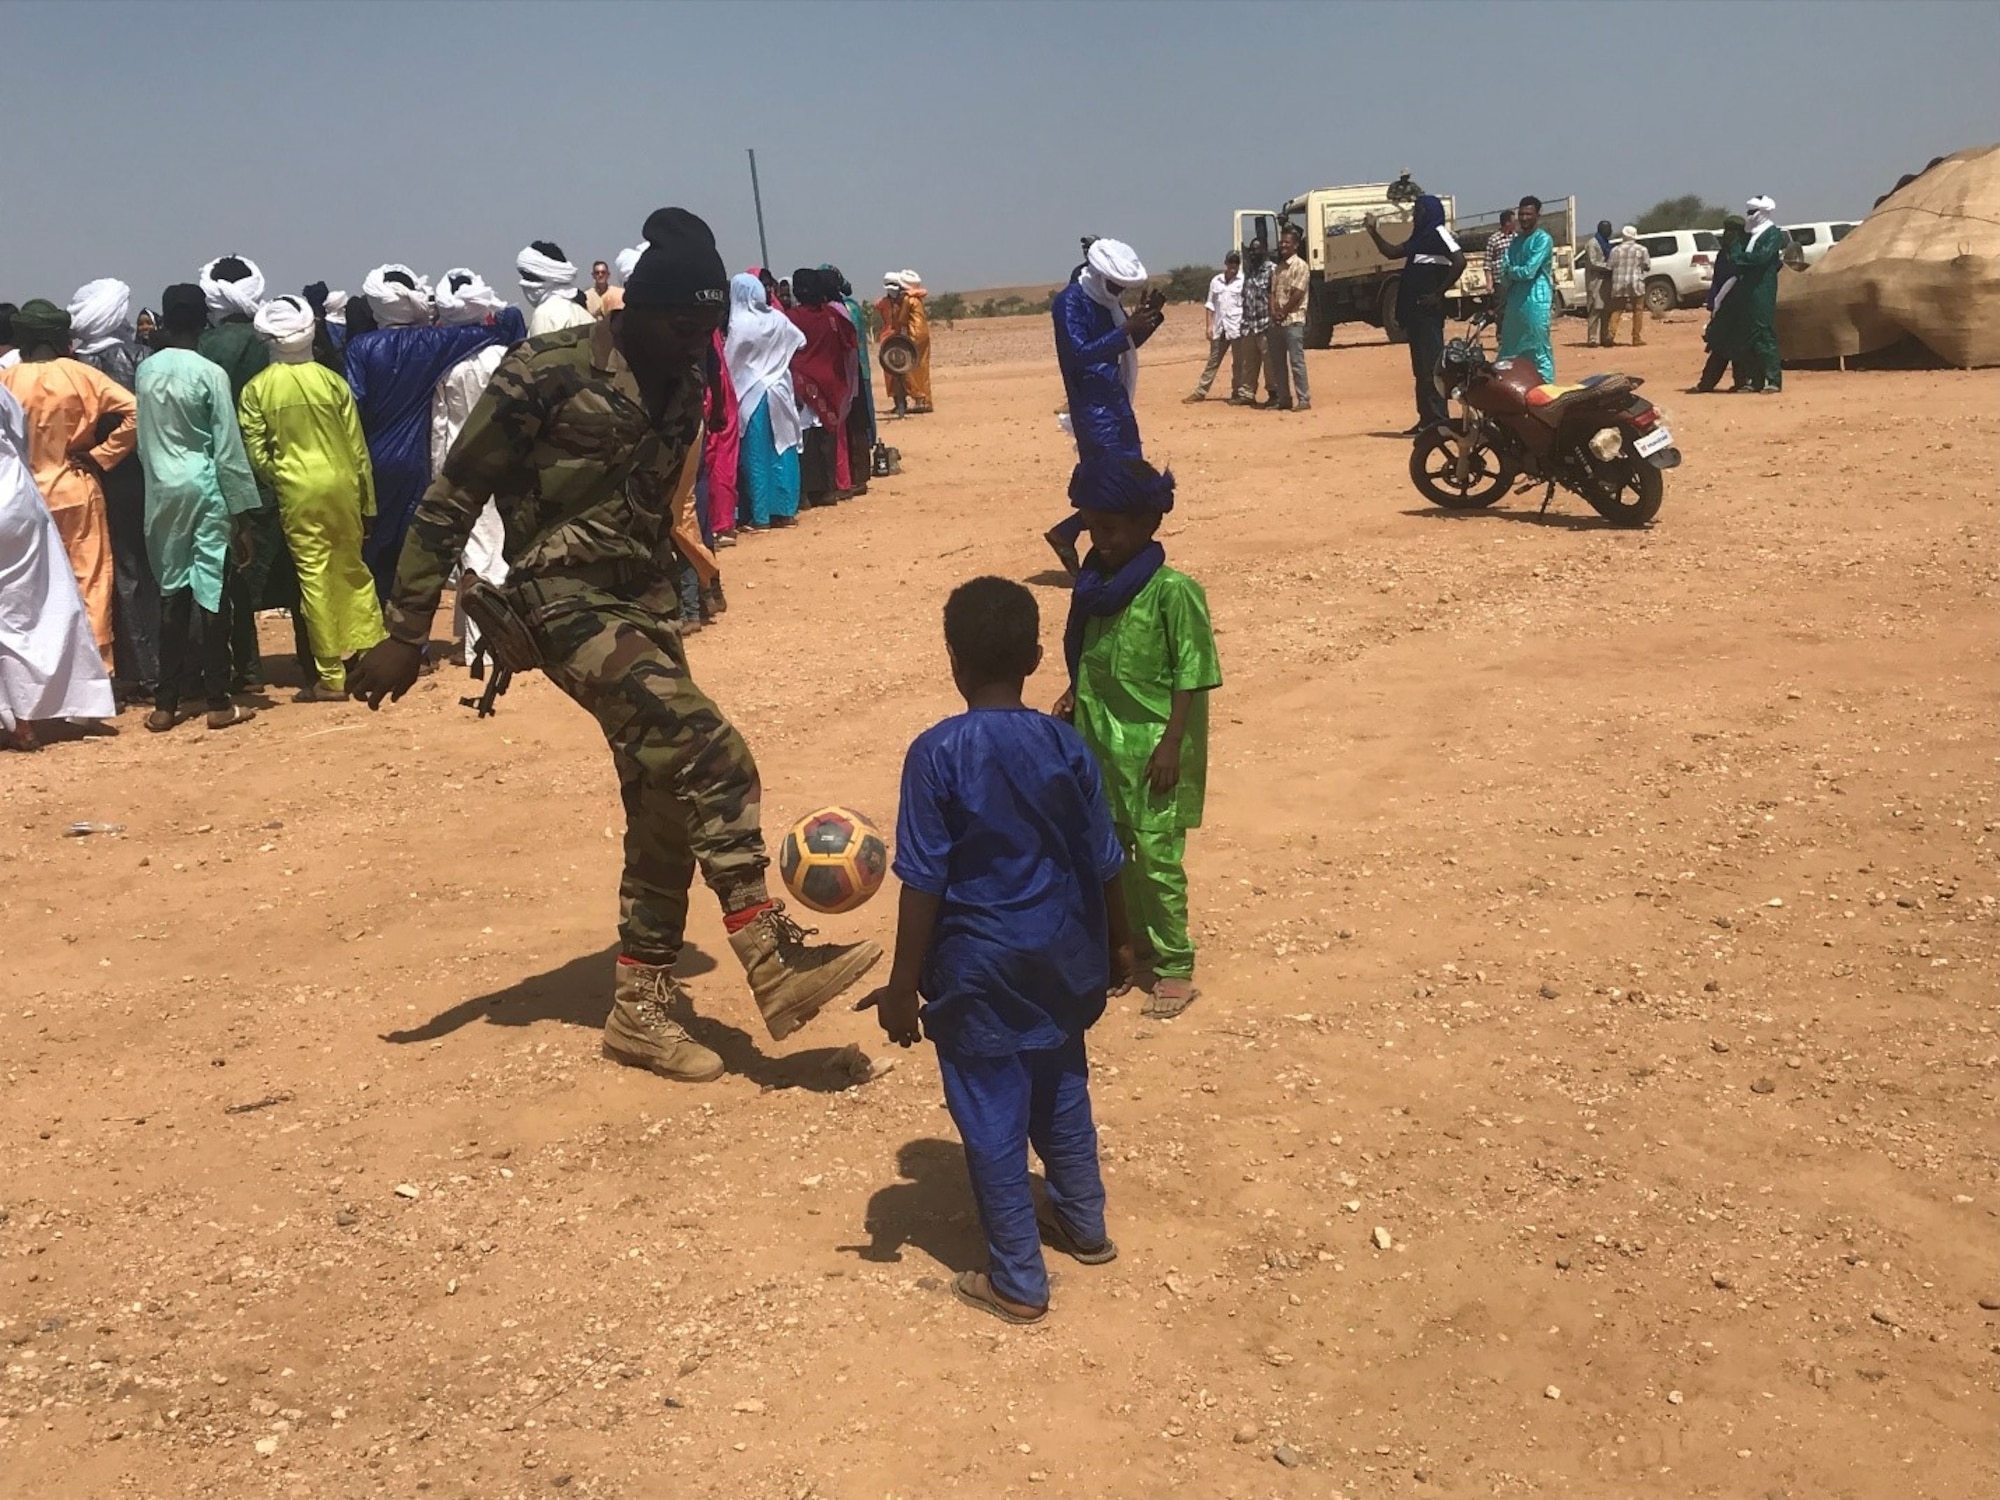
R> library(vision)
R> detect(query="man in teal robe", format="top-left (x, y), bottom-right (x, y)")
top-left (1498, 196), bottom-right (1556, 382)
top-left (134, 285), bottom-right (263, 730)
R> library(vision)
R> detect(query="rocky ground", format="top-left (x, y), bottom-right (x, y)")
top-left (3, 310), bottom-right (1995, 1500)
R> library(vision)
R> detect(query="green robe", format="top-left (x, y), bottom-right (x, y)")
top-left (1074, 567), bottom-right (1223, 832)
top-left (133, 349), bottom-right (262, 612)
top-left (1730, 225), bottom-right (1786, 390)
top-left (237, 361), bottom-right (385, 687)
top-left (196, 318), bottom-right (294, 619)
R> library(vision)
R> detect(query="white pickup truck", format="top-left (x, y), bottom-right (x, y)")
top-left (1233, 180), bottom-right (1583, 346)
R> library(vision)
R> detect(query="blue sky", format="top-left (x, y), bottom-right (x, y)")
top-left (2, 0), bottom-right (1991, 310)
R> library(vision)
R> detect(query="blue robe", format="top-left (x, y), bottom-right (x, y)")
top-left (346, 311), bottom-right (525, 595)
top-left (1052, 282), bottom-right (1140, 462)
top-left (1498, 228), bottom-right (1555, 381)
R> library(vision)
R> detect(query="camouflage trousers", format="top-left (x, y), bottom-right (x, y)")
top-left (523, 570), bottom-right (770, 964)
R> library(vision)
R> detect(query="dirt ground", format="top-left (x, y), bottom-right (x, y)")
top-left (4, 308), bottom-right (1996, 1500)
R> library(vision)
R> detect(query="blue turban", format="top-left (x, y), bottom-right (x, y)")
top-left (1068, 455), bottom-right (1176, 514)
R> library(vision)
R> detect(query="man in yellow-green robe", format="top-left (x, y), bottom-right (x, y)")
top-left (237, 295), bottom-right (383, 699)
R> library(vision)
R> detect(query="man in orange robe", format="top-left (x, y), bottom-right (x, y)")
top-left (0, 300), bottom-right (138, 676)
top-left (874, 270), bottom-right (933, 416)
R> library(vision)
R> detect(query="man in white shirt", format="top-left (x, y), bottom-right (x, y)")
top-left (1185, 251), bottom-right (1243, 403)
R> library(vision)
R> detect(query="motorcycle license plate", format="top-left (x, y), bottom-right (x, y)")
top-left (1633, 426), bottom-right (1675, 458)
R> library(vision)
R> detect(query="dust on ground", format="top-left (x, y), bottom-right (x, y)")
top-left (4, 309), bottom-right (1996, 1500)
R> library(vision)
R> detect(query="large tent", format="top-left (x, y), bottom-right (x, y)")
top-left (1777, 143), bottom-right (2000, 368)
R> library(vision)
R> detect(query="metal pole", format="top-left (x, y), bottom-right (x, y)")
top-left (748, 148), bottom-right (771, 270)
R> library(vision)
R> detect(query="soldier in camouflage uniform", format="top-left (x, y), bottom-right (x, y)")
top-left (349, 208), bottom-right (880, 1083)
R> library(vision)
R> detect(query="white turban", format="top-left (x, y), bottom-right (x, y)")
top-left (1084, 239), bottom-right (1146, 288)
top-left (615, 243), bottom-right (647, 282)
top-left (1745, 195), bottom-right (1777, 244)
top-left (253, 294), bottom-right (317, 362)
top-left (434, 268), bottom-right (507, 326)
top-left (517, 245), bottom-right (577, 306)
top-left (895, 269), bottom-right (923, 290)
top-left (323, 291), bottom-right (350, 325)
top-left (1621, 225), bottom-right (1639, 241)
top-left (67, 278), bottom-right (133, 356)
top-left (362, 264), bottom-right (434, 327)
top-left (199, 256), bottom-right (266, 323)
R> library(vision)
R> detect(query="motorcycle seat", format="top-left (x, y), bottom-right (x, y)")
top-left (1524, 373), bottom-right (1635, 423)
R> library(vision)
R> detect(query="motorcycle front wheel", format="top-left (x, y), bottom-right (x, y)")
top-left (1410, 427), bottom-right (1513, 509)
top-left (1577, 434), bottom-right (1664, 526)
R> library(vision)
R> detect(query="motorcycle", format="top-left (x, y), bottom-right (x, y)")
top-left (1409, 312), bottom-right (1679, 526)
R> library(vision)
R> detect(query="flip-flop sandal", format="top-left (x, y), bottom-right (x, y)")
top-left (1142, 981), bottom-right (1200, 1020)
top-left (950, 1270), bottom-right (1046, 1326)
top-left (205, 705), bottom-right (258, 731)
top-left (1038, 1213), bottom-right (1119, 1266)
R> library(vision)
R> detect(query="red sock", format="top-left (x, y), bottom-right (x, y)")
top-left (723, 900), bottom-right (777, 934)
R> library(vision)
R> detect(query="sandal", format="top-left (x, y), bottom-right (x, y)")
top-left (950, 1270), bottom-right (1046, 1325)
top-left (294, 682), bottom-right (347, 703)
top-left (205, 705), bottom-right (258, 731)
top-left (144, 708), bottom-right (178, 734)
top-left (1038, 1213), bottom-right (1118, 1265)
top-left (1143, 978), bottom-right (1200, 1020)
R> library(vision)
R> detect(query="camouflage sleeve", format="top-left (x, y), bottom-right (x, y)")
top-left (383, 347), bottom-right (547, 645)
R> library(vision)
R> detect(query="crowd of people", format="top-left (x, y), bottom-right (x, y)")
top-left (0, 240), bottom-right (938, 749)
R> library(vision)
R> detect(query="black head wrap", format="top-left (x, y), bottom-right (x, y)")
top-left (161, 284), bottom-right (208, 334)
top-left (625, 208), bottom-right (729, 310)
top-left (302, 282), bottom-right (330, 317)
top-left (0, 302), bottom-right (15, 345)
top-left (793, 268), bottom-right (833, 307)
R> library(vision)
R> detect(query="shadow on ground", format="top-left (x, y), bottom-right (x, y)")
top-left (381, 941), bottom-right (864, 1092)
top-left (1400, 505), bottom-right (1640, 532)
top-left (839, 1137), bottom-right (986, 1274)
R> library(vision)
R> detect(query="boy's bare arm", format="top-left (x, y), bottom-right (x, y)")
top-left (1104, 874), bottom-right (1137, 994)
top-left (1145, 689), bottom-right (1198, 794)
top-left (855, 886), bottom-right (943, 1047)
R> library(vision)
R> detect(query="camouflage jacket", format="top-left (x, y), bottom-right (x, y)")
top-left (383, 320), bottom-right (704, 646)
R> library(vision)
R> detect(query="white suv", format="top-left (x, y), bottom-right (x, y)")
top-left (1633, 229), bottom-right (1723, 315)
top-left (1783, 221), bottom-right (1859, 269)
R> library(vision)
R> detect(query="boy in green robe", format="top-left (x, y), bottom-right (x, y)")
top-left (1057, 456), bottom-right (1221, 1018)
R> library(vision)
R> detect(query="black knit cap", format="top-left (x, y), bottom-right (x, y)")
top-left (161, 283), bottom-right (207, 333)
top-left (625, 208), bottom-right (728, 310)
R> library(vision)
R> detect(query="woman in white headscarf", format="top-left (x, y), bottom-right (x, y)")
top-left (518, 241), bottom-right (594, 337)
top-left (724, 273), bottom-right (806, 530)
top-left (67, 277), bottom-right (162, 697)
top-left (236, 296), bottom-right (383, 699)
top-left (1733, 195), bottom-right (1787, 394)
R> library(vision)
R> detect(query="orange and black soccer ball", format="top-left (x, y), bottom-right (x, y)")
top-left (778, 806), bottom-right (889, 914)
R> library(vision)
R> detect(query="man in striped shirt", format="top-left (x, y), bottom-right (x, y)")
top-left (1484, 209), bottom-right (1516, 332)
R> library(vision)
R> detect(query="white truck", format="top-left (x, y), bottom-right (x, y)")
top-left (1233, 179), bottom-right (1581, 346)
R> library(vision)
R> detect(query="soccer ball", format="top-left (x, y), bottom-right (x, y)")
top-left (779, 806), bottom-right (889, 915)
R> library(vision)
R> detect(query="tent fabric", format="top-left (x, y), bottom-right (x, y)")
top-left (1777, 142), bottom-right (2000, 368)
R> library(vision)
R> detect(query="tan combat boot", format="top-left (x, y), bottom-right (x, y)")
top-left (730, 905), bottom-right (883, 1040)
top-left (603, 962), bottom-right (725, 1082)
